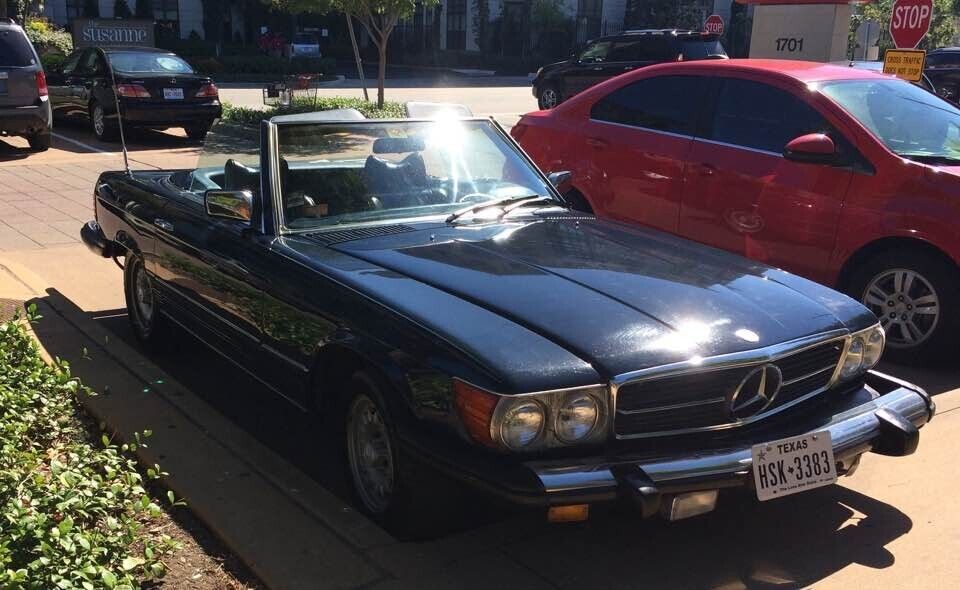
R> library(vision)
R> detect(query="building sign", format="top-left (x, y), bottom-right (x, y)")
top-left (72, 19), bottom-right (155, 48)
top-left (883, 48), bottom-right (926, 81)
top-left (748, 4), bottom-right (852, 62)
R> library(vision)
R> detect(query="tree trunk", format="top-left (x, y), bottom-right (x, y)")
top-left (377, 43), bottom-right (387, 109)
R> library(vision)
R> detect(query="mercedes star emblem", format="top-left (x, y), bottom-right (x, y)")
top-left (728, 364), bottom-right (783, 420)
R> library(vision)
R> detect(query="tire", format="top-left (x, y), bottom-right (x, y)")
top-left (27, 132), bottom-right (51, 152)
top-left (846, 248), bottom-right (960, 364)
top-left (90, 101), bottom-right (119, 142)
top-left (538, 84), bottom-right (562, 110)
top-left (185, 122), bottom-right (212, 141)
top-left (343, 371), bottom-right (461, 539)
top-left (123, 253), bottom-right (174, 350)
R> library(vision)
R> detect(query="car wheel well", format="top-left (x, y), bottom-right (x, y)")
top-left (837, 237), bottom-right (957, 292)
top-left (310, 345), bottom-right (374, 415)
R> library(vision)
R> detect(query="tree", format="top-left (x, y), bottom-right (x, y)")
top-left (855, 0), bottom-right (957, 52)
top-left (275, 0), bottom-right (440, 108)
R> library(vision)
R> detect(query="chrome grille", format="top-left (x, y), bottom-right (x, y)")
top-left (614, 339), bottom-right (844, 438)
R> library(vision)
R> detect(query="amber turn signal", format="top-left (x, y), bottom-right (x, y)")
top-left (547, 504), bottom-right (590, 523)
top-left (453, 380), bottom-right (498, 448)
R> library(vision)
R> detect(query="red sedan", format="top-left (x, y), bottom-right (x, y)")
top-left (512, 59), bottom-right (960, 361)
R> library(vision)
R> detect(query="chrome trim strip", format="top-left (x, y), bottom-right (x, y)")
top-left (611, 330), bottom-right (849, 440)
top-left (616, 396), bottom-right (725, 416)
top-left (691, 136), bottom-right (783, 158)
top-left (262, 343), bottom-right (310, 373)
top-left (530, 383), bottom-right (930, 493)
top-left (781, 364), bottom-right (836, 387)
top-left (588, 118), bottom-right (695, 141)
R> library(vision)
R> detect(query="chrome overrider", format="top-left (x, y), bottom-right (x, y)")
top-left (527, 370), bottom-right (934, 505)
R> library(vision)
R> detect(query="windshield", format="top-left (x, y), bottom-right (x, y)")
top-left (293, 34), bottom-right (317, 44)
top-left (679, 38), bottom-right (726, 59)
top-left (108, 52), bottom-right (194, 74)
top-left (820, 79), bottom-right (960, 161)
top-left (0, 29), bottom-right (37, 67)
top-left (275, 120), bottom-right (555, 229)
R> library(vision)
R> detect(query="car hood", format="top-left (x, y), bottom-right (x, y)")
top-left (305, 217), bottom-right (874, 379)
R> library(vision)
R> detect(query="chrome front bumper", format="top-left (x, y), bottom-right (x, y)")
top-left (526, 371), bottom-right (934, 509)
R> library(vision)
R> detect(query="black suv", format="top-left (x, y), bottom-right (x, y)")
top-left (532, 29), bottom-right (727, 109)
top-left (0, 18), bottom-right (52, 151)
top-left (923, 47), bottom-right (960, 103)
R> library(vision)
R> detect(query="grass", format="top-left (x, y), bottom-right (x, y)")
top-left (0, 306), bottom-right (182, 589)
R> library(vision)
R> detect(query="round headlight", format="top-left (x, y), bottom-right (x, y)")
top-left (840, 337), bottom-right (865, 379)
top-left (499, 401), bottom-right (545, 450)
top-left (861, 326), bottom-right (885, 369)
top-left (556, 394), bottom-right (599, 442)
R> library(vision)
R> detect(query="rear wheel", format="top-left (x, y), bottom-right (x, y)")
top-left (27, 132), bottom-right (51, 152)
top-left (91, 101), bottom-right (119, 142)
top-left (185, 122), bottom-right (212, 141)
top-left (538, 85), bottom-right (561, 110)
top-left (846, 249), bottom-right (960, 363)
top-left (124, 253), bottom-right (174, 350)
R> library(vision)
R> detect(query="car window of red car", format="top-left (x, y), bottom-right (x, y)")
top-left (589, 75), bottom-right (703, 135)
top-left (706, 78), bottom-right (831, 153)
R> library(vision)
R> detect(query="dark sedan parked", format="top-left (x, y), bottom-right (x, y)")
top-left (48, 46), bottom-right (221, 141)
top-left (80, 109), bottom-right (933, 536)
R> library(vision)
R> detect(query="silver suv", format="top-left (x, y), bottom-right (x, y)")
top-left (0, 18), bottom-right (52, 151)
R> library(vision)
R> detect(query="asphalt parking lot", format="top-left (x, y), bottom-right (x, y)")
top-left (2, 84), bottom-right (960, 589)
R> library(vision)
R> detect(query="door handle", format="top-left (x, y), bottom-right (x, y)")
top-left (153, 218), bottom-right (174, 232)
top-left (586, 137), bottom-right (609, 149)
top-left (592, 67), bottom-right (604, 71)
top-left (623, 66), bottom-right (635, 71)
top-left (697, 163), bottom-right (717, 177)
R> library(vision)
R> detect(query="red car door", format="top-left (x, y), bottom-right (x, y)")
top-left (680, 77), bottom-right (854, 284)
top-left (579, 75), bottom-right (705, 233)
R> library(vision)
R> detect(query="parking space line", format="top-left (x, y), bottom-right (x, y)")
top-left (52, 132), bottom-right (115, 156)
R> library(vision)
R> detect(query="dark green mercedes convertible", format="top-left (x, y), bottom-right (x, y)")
top-left (81, 108), bottom-right (934, 535)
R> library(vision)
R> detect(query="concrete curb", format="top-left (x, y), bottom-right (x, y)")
top-left (0, 257), bottom-right (396, 590)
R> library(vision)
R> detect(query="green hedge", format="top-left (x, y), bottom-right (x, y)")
top-left (221, 97), bottom-right (404, 126)
top-left (0, 309), bottom-right (180, 589)
top-left (189, 56), bottom-right (336, 78)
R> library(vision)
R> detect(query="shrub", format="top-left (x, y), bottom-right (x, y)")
top-left (0, 309), bottom-right (180, 588)
top-left (209, 55), bottom-right (336, 77)
top-left (220, 97), bottom-right (404, 127)
top-left (40, 53), bottom-right (66, 72)
top-left (23, 19), bottom-right (73, 56)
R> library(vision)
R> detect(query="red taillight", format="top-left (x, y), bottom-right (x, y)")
top-left (453, 380), bottom-right (499, 448)
top-left (195, 83), bottom-right (219, 98)
top-left (116, 84), bottom-right (151, 98)
top-left (35, 71), bottom-right (47, 97)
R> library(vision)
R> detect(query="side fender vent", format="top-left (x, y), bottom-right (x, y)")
top-left (301, 224), bottom-right (417, 245)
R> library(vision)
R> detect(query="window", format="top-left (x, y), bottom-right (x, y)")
top-left (608, 37), bottom-right (672, 62)
top-left (0, 29), bottom-right (36, 67)
top-left (65, 0), bottom-right (81, 18)
top-left (924, 52), bottom-right (960, 69)
top-left (579, 40), bottom-right (612, 62)
top-left (152, 0), bottom-right (178, 21)
top-left (60, 51), bottom-right (83, 75)
top-left (590, 76), bottom-right (703, 135)
top-left (446, 0), bottom-right (466, 51)
top-left (108, 52), bottom-right (194, 74)
top-left (76, 49), bottom-right (103, 75)
top-left (706, 79), bottom-right (831, 153)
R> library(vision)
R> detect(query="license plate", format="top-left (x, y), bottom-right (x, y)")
top-left (752, 431), bottom-right (837, 501)
top-left (163, 88), bottom-right (184, 100)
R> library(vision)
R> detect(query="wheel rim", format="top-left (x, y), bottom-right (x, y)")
top-left (93, 105), bottom-right (104, 137)
top-left (132, 260), bottom-right (155, 327)
top-left (541, 88), bottom-right (558, 108)
top-left (862, 268), bottom-right (940, 348)
top-left (347, 395), bottom-right (395, 513)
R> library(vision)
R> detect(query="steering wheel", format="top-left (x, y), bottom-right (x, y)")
top-left (457, 192), bottom-right (494, 204)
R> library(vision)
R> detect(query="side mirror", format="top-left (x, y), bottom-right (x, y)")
top-left (783, 133), bottom-right (838, 165)
top-left (205, 189), bottom-right (253, 223)
top-left (547, 170), bottom-right (572, 188)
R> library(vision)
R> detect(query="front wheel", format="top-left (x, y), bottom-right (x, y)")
top-left (847, 249), bottom-right (960, 363)
top-left (538, 85), bottom-right (561, 110)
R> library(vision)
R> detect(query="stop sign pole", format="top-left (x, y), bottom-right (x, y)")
top-left (889, 0), bottom-right (933, 49)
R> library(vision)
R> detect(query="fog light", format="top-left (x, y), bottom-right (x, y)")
top-left (547, 504), bottom-right (590, 523)
top-left (661, 490), bottom-right (718, 521)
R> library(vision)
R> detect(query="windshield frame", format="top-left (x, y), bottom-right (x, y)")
top-left (265, 117), bottom-right (565, 235)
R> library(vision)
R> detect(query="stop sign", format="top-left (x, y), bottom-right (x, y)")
top-left (704, 14), bottom-right (724, 35)
top-left (890, 0), bottom-right (933, 48)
